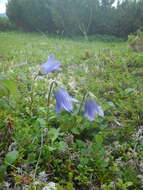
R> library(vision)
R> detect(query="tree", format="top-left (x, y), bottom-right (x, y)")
top-left (50, 0), bottom-right (95, 36)
top-left (6, 0), bottom-right (143, 37)
top-left (7, 0), bottom-right (55, 32)
top-left (116, 0), bottom-right (143, 37)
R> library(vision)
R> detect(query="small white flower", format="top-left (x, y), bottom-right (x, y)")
top-left (42, 187), bottom-right (50, 190)
top-left (42, 182), bottom-right (57, 190)
top-left (48, 182), bottom-right (56, 189)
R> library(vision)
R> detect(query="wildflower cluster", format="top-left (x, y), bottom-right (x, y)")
top-left (38, 54), bottom-right (104, 121)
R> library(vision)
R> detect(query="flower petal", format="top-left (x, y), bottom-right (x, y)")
top-left (48, 54), bottom-right (55, 61)
top-left (70, 98), bottom-right (78, 102)
top-left (83, 99), bottom-right (104, 121)
top-left (97, 106), bottom-right (104, 116)
top-left (39, 55), bottom-right (61, 75)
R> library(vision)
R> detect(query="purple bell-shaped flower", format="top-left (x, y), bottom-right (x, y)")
top-left (83, 99), bottom-right (104, 121)
top-left (55, 88), bottom-right (78, 113)
top-left (39, 54), bottom-right (61, 75)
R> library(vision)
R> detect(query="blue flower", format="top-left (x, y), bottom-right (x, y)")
top-left (55, 88), bottom-right (78, 113)
top-left (83, 99), bottom-right (104, 121)
top-left (39, 54), bottom-right (61, 75)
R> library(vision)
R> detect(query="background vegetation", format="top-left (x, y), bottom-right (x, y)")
top-left (5, 0), bottom-right (143, 37)
top-left (0, 32), bottom-right (143, 189)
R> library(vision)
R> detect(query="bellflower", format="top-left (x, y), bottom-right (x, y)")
top-left (55, 88), bottom-right (78, 113)
top-left (83, 99), bottom-right (104, 121)
top-left (39, 54), bottom-right (61, 75)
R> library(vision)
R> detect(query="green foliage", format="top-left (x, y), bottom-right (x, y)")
top-left (0, 32), bottom-right (143, 189)
top-left (128, 30), bottom-right (143, 52)
top-left (128, 30), bottom-right (143, 44)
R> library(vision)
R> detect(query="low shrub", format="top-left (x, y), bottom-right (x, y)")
top-left (0, 17), bottom-right (15, 31)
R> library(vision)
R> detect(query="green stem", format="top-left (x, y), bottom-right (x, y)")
top-left (47, 81), bottom-right (58, 107)
top-left (78, 92), bottom-right (89, 114)
top-left (5, 161), bottom-right (18, 170)
top-left (33, 132), bottom-right (44, 181)
top-left (34, 74), bottom-right (38, 80)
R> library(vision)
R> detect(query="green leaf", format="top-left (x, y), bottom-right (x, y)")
top-left (0, 165), bottom-right (7, 174)
top-left (125, 182), bottom-right (133, 187)
top-left (0, 165), bottom-right (7, 180)
top-left (57, 141), bottom-right (65, 151)
top-left (4, 150), bottom-right (19, 165)
top-left (0, 83), bottom-right (9, 97)
top-left (125, 88), bottom-right (135, 93)
top-left (36, 118), bottom-right (46, 128)
top-left (48, 128), bottom-right (63, 143)
top-left (71, 127), bottom-right (80, 135)
top-left (0, 79), bottom-right (17, 96)
top-left (4, 80), bottom-right (17, 95)
top-left (107, 101), bottom-right (115, 107)
top-left (48, 146), bottom-right (56, 151)
top-left (95, 135), bottom-right (103, 145)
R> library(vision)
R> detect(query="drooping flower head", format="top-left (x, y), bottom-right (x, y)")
top-left (39, 54), bottom-right (61, 75)
top-left (83, 99), bottom-right (104, 121)
top-left (55, 88), bottom-right (78, 113)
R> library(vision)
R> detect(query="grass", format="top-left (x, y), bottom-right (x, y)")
top-left (0, 31), bottom-right (143, 190)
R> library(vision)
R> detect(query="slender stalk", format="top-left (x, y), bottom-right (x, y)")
top-left (5, 161), bottom-right (18, 170)
top-left (47, 81), bottom-right (58, 107)
top-left (78, 92), bottom-right (89, 114)
top-left (33, 132), bottom-right (44, 181)
top-left (34, 74), bottom-right (38, 80)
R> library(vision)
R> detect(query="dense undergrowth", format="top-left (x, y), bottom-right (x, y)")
top-left (0, 32), bottom-right (143, 190)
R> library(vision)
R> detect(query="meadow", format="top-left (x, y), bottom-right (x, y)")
top-left (0, 32), bottom-right (143, 190)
